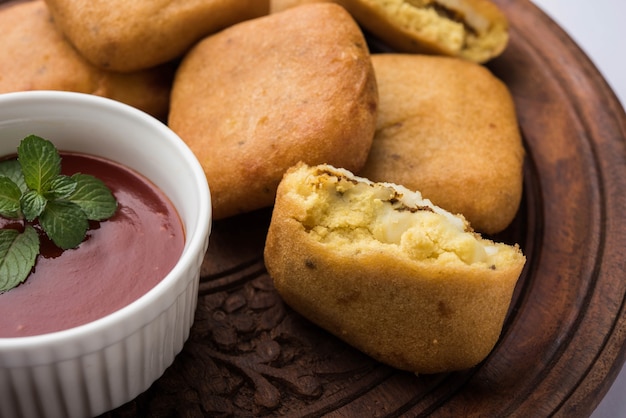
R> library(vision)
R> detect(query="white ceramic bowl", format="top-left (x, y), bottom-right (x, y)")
top-left (0, 91), bottom-right (212, 418)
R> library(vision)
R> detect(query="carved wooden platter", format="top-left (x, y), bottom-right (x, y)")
top-left (5, 0), bottom-right (626, 416)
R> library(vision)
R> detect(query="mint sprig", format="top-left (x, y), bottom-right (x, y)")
top-left (0, 135), bottom-right (118, 292)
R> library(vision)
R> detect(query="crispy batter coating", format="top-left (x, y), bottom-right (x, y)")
top-left (264, 162), bottom-right (526, 373)
top-left (270, 0), bottom-right (509, 63)
top-left (0, 0), bottom-right (174, 119)
top-left (43, 0), bottom-right (270, 72)
top-left (169, 4), bottom-right (378, 220)
top-left (360, 53), bottom-right (524, 234)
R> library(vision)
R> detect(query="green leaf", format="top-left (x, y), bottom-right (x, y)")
top-left (68, 174), bottom-right (117, 220)
top-left (0, 159), bottom-right (27, 193)
top-left (39, 200), bottom-right (88, 250)
top-left (45, 175), bottom-right (77, 200)
top-left (0, 225), bottom-right (39, 292)
top-left (17, 135), bottom-right (61, 193)
top-left (21, 190), bottom-right (47, 222)
top-left (0, 177), bottom-right (23, 219)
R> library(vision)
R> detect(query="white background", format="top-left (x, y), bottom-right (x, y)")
top-left (529, 1), bottom-right (626, 417)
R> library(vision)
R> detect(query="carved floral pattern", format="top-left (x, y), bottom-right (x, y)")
top-left (102, 211), bottom-right (389, 417)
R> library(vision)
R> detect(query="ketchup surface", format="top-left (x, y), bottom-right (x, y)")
top-left (0, 153), bottom-right (185, 337)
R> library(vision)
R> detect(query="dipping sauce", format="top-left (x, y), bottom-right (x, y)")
top-left (0, 153), bottom-right (185, 337)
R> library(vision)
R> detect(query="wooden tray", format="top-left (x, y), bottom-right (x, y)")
top-left (5, 0), bottom-right (626, 416)
top-left (106, 1), bottom-right (626, 415)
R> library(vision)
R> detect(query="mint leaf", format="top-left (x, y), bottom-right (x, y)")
top-left (0, 225), bottom-right (39, 292)
top-left (17, 135), bottom-right (61, 193)
top-left (39, 200), bottom-right (88, 250)
top-left (20, 190), bottom-right (47, 222)
top-left (45, 175), bottom-right (77, 200)
top-left (68, 174), bottom-right (117, 220)
top-left (0, 177), bottom-right (23, 219)
top-left (0, 159), bottom-right (27, 193)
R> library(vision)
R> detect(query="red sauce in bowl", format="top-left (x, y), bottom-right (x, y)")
top-left (0, 153), bottom-right (185, 337)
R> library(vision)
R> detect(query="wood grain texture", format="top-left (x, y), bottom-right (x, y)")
top-left (2, 0), bottom-right (626, 416)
